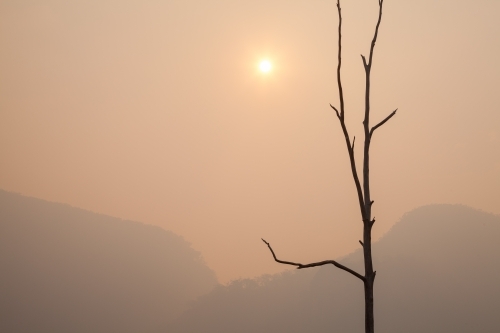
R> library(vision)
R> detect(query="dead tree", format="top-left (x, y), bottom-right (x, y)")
top-left (262, 1), bottom-right (396, 333)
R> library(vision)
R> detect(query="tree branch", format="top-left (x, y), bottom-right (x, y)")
top-left (262, 239), bottom-right (365, 281)
top-left (333, 0), bottom-right (366, 218)
top-left (335, 0), bottom-right (345, 118)
top-left (330, 104), bottom-right (341, 119)
top-left (369, 109), bottom-right (397, 137)
top-left (368, 0), bottom-right (384, 67)
top-left (361, 0), bottom-right (385, 221)
top-left (361, 54), bottom-right (368, 69)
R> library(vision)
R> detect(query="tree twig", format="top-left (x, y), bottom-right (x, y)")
top-left (370, 109), bottom-right (397, 137)
top-left (261, 239), bottom-right (365, 281)
top-left (330, 104), bottom-right (341, 119)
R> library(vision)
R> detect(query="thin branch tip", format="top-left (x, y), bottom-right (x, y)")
top-left (370, 108), bottom-right (398, 136)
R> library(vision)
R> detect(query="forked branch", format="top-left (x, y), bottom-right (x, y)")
top-left (261, 239), bottom-right (365, 281)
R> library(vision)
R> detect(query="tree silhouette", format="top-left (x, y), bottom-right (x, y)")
top-left (262, 1), bottom-right (396, 332)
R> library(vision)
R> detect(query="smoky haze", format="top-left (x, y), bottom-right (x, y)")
top-left (169, 205), bottom-right (500, 333)
top-left (0, 190), bottom-right (217, 333)
top-left (1, 0), bottom-right (499, 283)
top-left (3, 191), bottom-right (499, 333)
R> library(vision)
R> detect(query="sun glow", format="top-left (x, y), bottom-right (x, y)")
top-left (259, 60), bottom-right (272, 73)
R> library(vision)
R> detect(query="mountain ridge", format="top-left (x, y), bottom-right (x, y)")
top-left (170, 204), bottom-right (500, 333)
top-left (0, 189), bottom-right (218, 333)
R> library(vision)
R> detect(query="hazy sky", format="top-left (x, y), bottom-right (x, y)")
top-left (1, 0), bottom-right (499, 283)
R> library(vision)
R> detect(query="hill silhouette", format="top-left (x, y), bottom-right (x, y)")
top-left (0, 190), bottom-right (217, 333)
top-left (169, 205), bottom-right (500, 333)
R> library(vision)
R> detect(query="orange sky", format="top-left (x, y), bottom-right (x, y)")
top-left (1, 0), bottom-right (499, 284)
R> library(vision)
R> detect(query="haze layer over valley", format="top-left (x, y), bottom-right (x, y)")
top-left (0, 190), bottom-right (217, 333)
top-left (2, 191), bottom-right (499, 333)
top-left (170, 205), bottom-right (500, 333)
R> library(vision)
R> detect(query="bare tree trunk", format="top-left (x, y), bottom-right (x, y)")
top-left (262, 1), bottom-right (396, 333)
top-left (364, 223), bottom-right (375, 333)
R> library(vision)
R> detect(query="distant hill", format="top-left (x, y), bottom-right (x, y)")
top-left (0, 190), bottom-right (218, 333)
top-left (169, 205), bottom-right (500, 333)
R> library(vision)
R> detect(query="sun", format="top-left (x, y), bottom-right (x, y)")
top-left (259, 60), bottom-right (272, 73)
